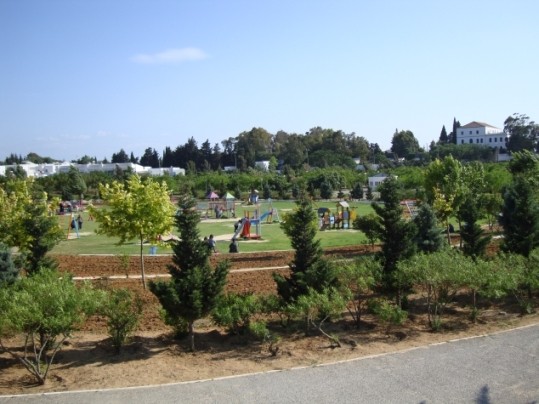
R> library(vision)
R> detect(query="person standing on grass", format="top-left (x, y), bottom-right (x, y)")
top-left (229, 238), bottom-right (238, 253)
top-left (208, 234), bottom-right (217, 253)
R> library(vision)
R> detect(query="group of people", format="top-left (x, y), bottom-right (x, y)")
top-left (203, 234), bottom-right (239, 254)
top-left (70, 214), bottom-right (83, 230)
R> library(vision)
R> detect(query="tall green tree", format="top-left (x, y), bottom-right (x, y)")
top-left (273, 198), bottom-right (337, 303)
top-left (390, 130), bottom-right (421, 158)
top-left (150, 195), bottom-right (229, 351)
top-left (438, 125), bottom-right (448, 144)
top-left (424, 156), bottom-right (464, 242)
top-left (413, 203), bottom-right (444, 254)
top-left (88, 175), bottom-right (175, 288)
top-left (458, 162), bottom-right (491, 258)
top-left (500, 151), bottom-right (539, 257)
top-left (0, 179), bottom-right (63, 274)
top-left (371, 177), bottom-right (416, 304)
top-left (505, 113), bottom-right (538, 153)
top-left (66, 166), bottom-right (87, 206)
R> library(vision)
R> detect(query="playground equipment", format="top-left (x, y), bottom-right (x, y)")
top-left (198, 191), bottom-right (238, 219)
top-left (318, 201), bottom-right (357, 230)
top-left (401, 199), bottom-right (419, 219)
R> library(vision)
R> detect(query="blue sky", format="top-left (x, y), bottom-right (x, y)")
top-left (1, 0), bottom-right (538, 162)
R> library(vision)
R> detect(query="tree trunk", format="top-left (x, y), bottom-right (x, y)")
top-left (189, 321), bottom-right (195, 351)
top-left (140, 237), bottom-right (146, 289)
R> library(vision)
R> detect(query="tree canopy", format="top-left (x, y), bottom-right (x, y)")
top-left (88, 175), bottom-right (175, 288)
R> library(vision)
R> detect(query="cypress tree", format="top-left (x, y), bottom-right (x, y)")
top-left (150, 195), bottom-right (229, 351)
top-left (413, 203), bottom-right (444, 254)
top-left (273, 198), bottom-right (337, 303)
top-left (459, 197), bottom-right (491, 260)
top-left (0, 242), bottom-right (19, 285)
top-left (371, 177), bottom-right (416, 304)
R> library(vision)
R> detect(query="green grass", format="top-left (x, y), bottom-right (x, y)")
top-left (52, 200), bottom-right (374, 255)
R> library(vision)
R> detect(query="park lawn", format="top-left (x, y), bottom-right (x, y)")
top-left (51, 200), bottom-right (374, 255)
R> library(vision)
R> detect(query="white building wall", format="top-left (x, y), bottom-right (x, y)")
top-left (457, 122), bottom-right (508, 147)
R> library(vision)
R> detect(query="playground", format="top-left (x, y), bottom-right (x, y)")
top-left (52, 198), bottom-right (374, 255)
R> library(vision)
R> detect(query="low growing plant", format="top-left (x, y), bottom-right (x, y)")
top-left (0, 269), bottom-right (104, 385)
top-left (101, 288), bottom-right (143, 354)
top-left (368, 298), bottom-right (408, 335)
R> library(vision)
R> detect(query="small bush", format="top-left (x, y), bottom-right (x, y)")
top-left (368, 298), bottom-right (408, 334)
top-left (212, 293), bottom-right (261, 335)
top-left (101, 288), bottom-right (143, 354)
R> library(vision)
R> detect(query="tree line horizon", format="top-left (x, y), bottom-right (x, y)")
top-left (2, 113), bottom-right (536, 173)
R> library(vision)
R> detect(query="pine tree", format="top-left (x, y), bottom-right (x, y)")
top-left (500, 151), bottom-right (539, 258)
top-left (438, 125), bottom-right (448, 144)
top-left (350, 182), bottom-right (364, 200)
top-left (0, 242), bottom-right (19, 285)
top-left (149, 195), bottom-right (229, 351)
top-left (371, 177), bottom-right (416, 304)
top-left (459, 197), bottom-right (491, 260)
top-left (413, 203), bottom-right (444, 253)
top-left (273, 198), bottom-right (337, 303)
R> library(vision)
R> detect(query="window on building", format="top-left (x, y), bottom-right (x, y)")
top-left (500, 137), bottom-right (503, 142)
top-left (461, 140), bottom-right (464, 144)
top-left (495, 138), bottom-right (497, 142)
top-left (480, 139), bottom-right (483, 143)
top-left (469, 139), bottom-right (473, 144)
top-left (476, 139), bottom-right (479, 143)
top-left (489, 138), bottom-right (492, 143)
top-left (476, 130), bottom-right (479, 134)
top-left (469, 130), bottom-right (472, 134)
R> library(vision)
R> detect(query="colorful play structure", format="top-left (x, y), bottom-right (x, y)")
top-left (318, 201), bottom-right (357, 230)
top-left (233, 199), bottom-right (280, 240)
top-left (197, 191), bottom-right (238, 219)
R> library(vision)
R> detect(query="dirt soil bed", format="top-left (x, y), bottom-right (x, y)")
top-left (1, 243), bottom-right (537, 396)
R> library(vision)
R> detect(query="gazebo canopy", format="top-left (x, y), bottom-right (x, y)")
top-left (224, 192), bottom-right (235, 200)
top-left (207, 191), bottom-right (219, 199)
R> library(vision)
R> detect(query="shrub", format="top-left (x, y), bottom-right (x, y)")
top-left (0, 269), bottom-right (104, 385)
top-left (212, 293), bottom-right (261, 335)
top-left (101, 288), bottom-right (143, 354)
top-left (368, 298), bottom-right (408, 335)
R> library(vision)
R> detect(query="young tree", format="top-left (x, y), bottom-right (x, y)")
top-left (424, 156), bottom-right (464, 243)
top-left (459, 196), bottom-right (491, 260)
top-left (88, 175), bottom-right (175, 288)
top-left (66, 166), bottom-right (87, 206)
top-left (21, 202), bottom-right (64, 274)
top-left (350, 182), bottom-right (364, 200)
top-left (500, 151), bottom-right (539, 258)
top-left (273, 198), bottom-right (338, 303)
top-left (0, 179), bottom-right (63, 274)
top-left (371, 177), bottom-right (416, 304)
top-left (0, 269), bottom-right (104, 385)
top-left (337, 257), bottom-right (379, 328)
top-left (101, 288), bottom-right (143, 354)
top-left (0, 242), bottom-right (19, 285)
top-left (353, 213), bottom-right (381, 251)
top-left (397, 249), bottom-right (468, 331)
top-left (413, 203), bottom-right (444, 254)
top-left (149, 195), bottom-right (229, 351)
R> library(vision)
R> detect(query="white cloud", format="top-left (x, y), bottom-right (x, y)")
top-left (131, 47), bottom-right (208, 64)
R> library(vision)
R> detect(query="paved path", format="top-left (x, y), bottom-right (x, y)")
top-left (2, 324), bottom-right (538, 404)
